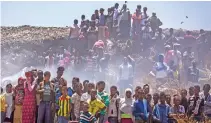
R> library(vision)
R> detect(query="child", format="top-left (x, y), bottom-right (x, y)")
top-left (57, 86), bottom-right (72, 123)
top-left (87, 89), bottom-right (106, 118)
top-left (79, 102), bottom-right (97, 123)
top-left (0, 87), bottom-right (7, 123)
top-left (4, 83), bottom-right (14, 123)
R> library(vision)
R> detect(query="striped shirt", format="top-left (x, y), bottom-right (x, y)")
top-left (57, 95), bottom-right (72, 117)
top-left (79, 111), bottom-right (97, 123)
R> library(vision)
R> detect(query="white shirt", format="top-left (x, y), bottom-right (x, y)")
top-left (5, 92), bottom-right (13, 118)
top-left (141, 13), bottom-right (148, 25)
top-left (154, 62), bottom-right (169, 79)
top-left (80, 92), bottom-right (101, 102)
top-left (170, 50), bottom-right (181, 66)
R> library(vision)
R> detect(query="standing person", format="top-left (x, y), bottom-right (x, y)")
top-left (180, 89), bottom-right (189, 113)
top-left (79, 102), bottom-right (97, 123)
top-left (187, 85), bottom-right (204, 122)
top-left (22, 71), bottom-right (37, 123)
top-left (113, 3), bottom-right (120, 27)
top-left (146, 93), bottom-right (153, 114)
top-left (169, 94), bottom-right (186, 123)
top-left (118, 57), bottom-right (133, 95)
top-left (119, 4), bottom-right (130, 38)
top-left (152, 93), bottom-right (159, 108)
top-left (143, 84), bottom-right (150, 95)
top-left (140, 7), bottom-right (148, 28)
top-left (80, 15), bottom-right (86, 28)
top-left (189, 86), bottom-right (194, 97)
top-left (119, 88), bottom-right (134, 123)
top-left (0, 87), bottom-right (7, 123)
top-left (153, 92), bottom-right (171, 123)
top-left (35, 70), bottom-right (43, 123)
top-left (69, 19), bottom-right (80, 52)
top-left (96, 81), bottom-right (110, 123)
top-left (4, 83), bottom-right (14, 123)
top-left (44, 50), bottom-right (55, 70)
top-left (187, 61), bottom-right (199, 83)
top-left (133, 86), bottom-right (142, 100)
top-left (131, 9), bottom-right (141, 40)
top-left (13, 77), bottom-right (25, 123)
top-left (200, 84), bottom-right (211, 119)
top-left (98, 8), bottom-right (106, 41)
top-left (133, 88), bottom-right (150, 123)
top-left (71, 83), bottom-right (83, 121)
top-left (71, 77), bottom-right (80, 94)
top-left (166, 94), bottom-right (172, 106)
top-left (154, 54), bottom-right (169, 87)
top-left (37, 71), bottom-right (55, 123)
top-left (87, 21), bottom-right (98, 50)
top-left (106, 7), bottom-right (113, 37)
top-left (57, 86), bottom-right (72, 123)
top-left (108, 86), bottom-right (120, 123)
top-left (82, 80), bottom-right (89, 93)
top-left (87, 89), bottom-right (106, 118)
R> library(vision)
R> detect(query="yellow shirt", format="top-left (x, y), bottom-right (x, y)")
top-left (88, 99), bottom-right (105, 115)
top-left (0, 94), bottom-right (6, 112)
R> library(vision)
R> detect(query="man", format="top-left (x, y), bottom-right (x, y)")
top-left (187, 61), bottom-right (199, 83)
top-left (37, 71), bottom-right (55, 123)
top-left (180, 89), bottom-right (188, 112)
top-left (200, 84), bottom-right (211, 118)
top-left (119, 4), bottom-right (130, 38)
top-left (69, 19), bottom-right (80, 52)
top-left (143, 84), bottom-right (150, 95)
top-left (154, 54), bottom-right (169, 86)
top-left (113, 3), bottom-right (120, 26)
top-left (87, 21), bottom-right (98, 49)
top-left (141, 21), bottom-right (152, 53)
top-left (13, 77), bottom-right (25, 123)
top-left (133, 88), bottom-right (150, 123)
top-left (98, 8), bottom-right (106, 41)
top-left (189, 86), bottom-right (195, 97)
top-left (165, 28), bottom-right (177, 48)
top-left (71, 83), bottom-right (82, 121)
top-left (153, 93), bottom-right (159, 108)
top-left (182, 46), bottom-right (194, 73)
top-left (149, 13), bottom-right (162, 36)
top-left (97, 81), bottom-right (110, 123)
top-left (141, 7), bottom-right (148, 28)
top-left (108, 86), bottom-right (120, 123)
top-left (119, 57), bottom-right (133, 94)
top-left (187, 85), bottom-right (204, 122)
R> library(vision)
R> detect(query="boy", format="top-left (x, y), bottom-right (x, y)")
top-left (79, 102), bottom-right (97, 123)
top-left (0, 87), bottom-right (7, 123)
top-left (96, 81), bottom-right (109, 123)
top-left (87, 89), bottom-right (106, 118)
top-left (57, 86), bottom-right (72, 123)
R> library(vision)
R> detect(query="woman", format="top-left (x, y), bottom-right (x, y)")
top-left (22, 71), bottom-right (37, 123)
top-left (119, 88), bottom-right (134, 123)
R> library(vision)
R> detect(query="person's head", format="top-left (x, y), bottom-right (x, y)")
top-left (61, 86), bottom-right (68, 96)
top-left (25, 71), bottom-right (33, 82)
top-left (6, 83), bottom-right (12, 93)
top-left (180, 89), bottom-right (187, 98)
top-left (173, 94), bottom-right (181, 106)
top-left (143, 84), bottom-right (150, 94)
top-left (57, 67), bottom-right (65, 78)
top-left (87, 83), bottom-right (95, 92)
top-left (32, 69), bottom-right (38, 78)
top-left (123, 4), bottom-right (127, 10)
top-left (82, 102), bottom-right (89, 112)
top-left (115, 3), bottom-right (119, 9)
top-left (170, 28), bottom-right (174, 35)
top-left (75, 83), bottom-right (82, 93)
top-left (125, 88), bottom-right (132, 98)
top-left (146, 93), bottom-right (152, 103)
top-left (189, 86), bottom-right (194, 96)
top-left (137, 5), bottom-right (141, 11)
top-left (108, 8), bottom-right (111, 13)
top-left (166, 94), bottom-right (171, 105)
top-left (158, 54), bottom-right (164, 62)
top-left (74, 19), bottom-right (78, 25)
top-left (37, 70), bottom-right (43, 79)
top-left (153, 93), bottom-right (160, 104)
top-left (152, 12), bottom-right (156, 17)
top-left (158, 28), bottom-right (162, 34)
top-left (123, 57), bottom-right (128, 64)
top-left (143, 7), bottom-right (147, 12)
top-left (83, 80), bottom-right (89, 91)
top-left (194, 85), bottom-right (200, 96)
top-left (110, 86), bottom-right (117, 96)
top-left (203, 84), bottom-right (211, 94)
top-left (81, 15), bottom-right (85, 20)
top-left (192, 61), bottom-right (197, 68)
top-left (200, 29), bottom-right (205, 34)
top-left (72, 77), bottom-right (80, 91)
top-left (137, 88), bottom-right (145, 100)
top-left (44, 71), bottom-right (51, 81)
top-left (97, 81), bottom-right (105, 92)
top-left (18, 77), bottom-right (25, 85)
top-left (159, 92), bottom-right (166, 104)
top-left (90, 89), bottom-right (97, 99)
top-left (135, 86), bottom-right (142, 95)
top-left (100, 8), bottom-right (104, 14)
top-left (95, 9), bottom-right (99, 15)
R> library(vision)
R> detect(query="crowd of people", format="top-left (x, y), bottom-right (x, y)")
top-left (1, 2), bottom-right (211, 123)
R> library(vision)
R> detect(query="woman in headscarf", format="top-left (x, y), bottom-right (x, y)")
top-left (119, 88), bottom-right (134, 123)
top-left (22, 71), bottom-right (37, 123)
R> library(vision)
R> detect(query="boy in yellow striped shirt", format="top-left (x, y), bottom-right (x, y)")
top-left (57, 86), bottom-right (72, 123)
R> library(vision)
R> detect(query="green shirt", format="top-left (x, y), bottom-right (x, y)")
top-left (97, 91), bottom-right (110, 115)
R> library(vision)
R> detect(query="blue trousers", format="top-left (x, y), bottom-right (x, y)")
top-left (37, 101), bottom-right (52, 123)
